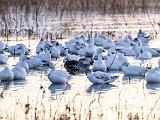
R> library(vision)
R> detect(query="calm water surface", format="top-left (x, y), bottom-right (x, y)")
top-left (0, 14), bottom-right (160, 120)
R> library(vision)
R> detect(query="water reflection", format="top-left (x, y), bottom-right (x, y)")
top-left (12, 79), bottom-right (27, 86)
top-left (122, 75), bottom-right (145, 84)
top-left (48, 83), bottom-right (71, 94)
top-left (146, 83), bottom-right (160, 91)
top-left (86, 84), bottom-right (117, 93)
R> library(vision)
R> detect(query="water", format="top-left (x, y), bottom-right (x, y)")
top-left (0, 14), bottom-right (160, 120)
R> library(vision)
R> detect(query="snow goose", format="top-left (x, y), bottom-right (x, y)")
top-left (12, 65), bottom-right (27, 80)
top-left (94, 36), bottom-right (108, 47)
top-left (92, 55), bottom-right (106, 72)
top-left (92, 48), bottom-right (106, 60)
top-left (105, 53), bottom-right (128, 71)
top-left (6, 44), bottom-right (30, 55)
top-left (49, 45), bottom-right (61, 59)
top-left (0, 54), bottom-right (8, 64)
top-left (0, 41), bottom-right (7, 53)
top-left (85, 69), bottom-right (119, 84)
top-left (15, 45), bottom-right (29, 72)
top-left (146, 67), bottom-right (160, 83)
top-left (85, 38), bottom-right (96, 58)
top-left (36, 39), bottom-right (52, 54)
top-left (103, 37), bottom-right (115, 49)
top-left (137, 29), bottom-right (150, 46)
top-left (48, 63), bottom-right (71, 84)
top-left (35, 43), bottom-right (51, 64)
top-left (122, 63), bottom-right (150, 76)
top-left (55, 43), bottom-right (66, 56)
top-left (137, 49), bottom-right (152, 61)
top-left (0, 66), bottom-right (14, 81)
top-left (115, 35), bottom-right (132, 47)
top-left (19, 47), bottom-right (46, 69)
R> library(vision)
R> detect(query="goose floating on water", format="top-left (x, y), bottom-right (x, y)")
top-left (122, 63), bottom-right (150, 76)
top-left (48, 63), bottom-right (71, 84)
top-left (12, 65), bottom-right (27, 80)
top-left (0, 66), bottom-right (14, 81)
top-left (85, 69), bottom-right (119, 84)
top-left (146, 67), bottom-right (160, 83)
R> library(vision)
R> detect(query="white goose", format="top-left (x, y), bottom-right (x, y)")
top-left (103, 37), bottom-right (115, 49)
top-left (146, 67), bottom-right (160, 83)
top-left (63, 49), bottom-right (80, 63)
top-left (158, 59), bottom-right (160, 67)
top-left (15, 45), bottom-right (29, 72)
top-left (19, 47), bottom-right (46, 69)
top-left (93, 36), bottom-right (106, 47)
top-left (133, 39), bottom-right (159, 57)
top-left (35, 43), bottom-right (51, 64)
top-left (105, 53), bottom-right (128, 71)
top-left (115, 35), bottom-right (132, 47)
top-left (122, 63), bottom-right (149, 76)
top-left (36, 39), bottom-right (52, 54)
top-left (48, 63), bottom-right (71, 84)
top-left (137, 29), bottom-right (150, 46)
top-left (85, 69), bottom-right (119, 84)
top-left (0, 66), bottom-right (14, 81)
top-left (49, 45), bottom-right (61, 59)
top-left (92, 48), bottom-right (106, 60)
top-left (12, 65), bottom-right (27, 80)
top-left (6, 44), bottom-right (30, 55)
top-left (137, 49), bottom-right (152, 60)
top-left (85, 38), bottom-right (96, 57)
top-left (92, 55), bottom-right (106, 72)
top-left (0, 41), bottom-right (6, 53)
top-left (0, 54), bottom-right (8, 64)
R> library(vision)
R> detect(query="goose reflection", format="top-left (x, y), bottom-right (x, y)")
top-left (48, 83), bottom-right (71, 94)
top-left (86, 83), bottom-right (116, 93)
top-left (146, 82), bottom-right (160, 91)
top-left (122, 75), bottom-right (145, 84)
top-left (12, 79), bottom-right (27, 86)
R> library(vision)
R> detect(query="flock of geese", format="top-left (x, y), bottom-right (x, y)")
top-left (0, 29), bottom-right (160, 85)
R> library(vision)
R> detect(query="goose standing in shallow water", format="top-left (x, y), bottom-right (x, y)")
top-left (146, 67), bottom-right (160, 83)
top-left (0, 66), bottom-right (14, 81)
top-left (122, 63), bottom-right (150, 76)
top-left (48, 63), bottom-right (71, 84)
top-left (85, 69), bottom-right (119, 84)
